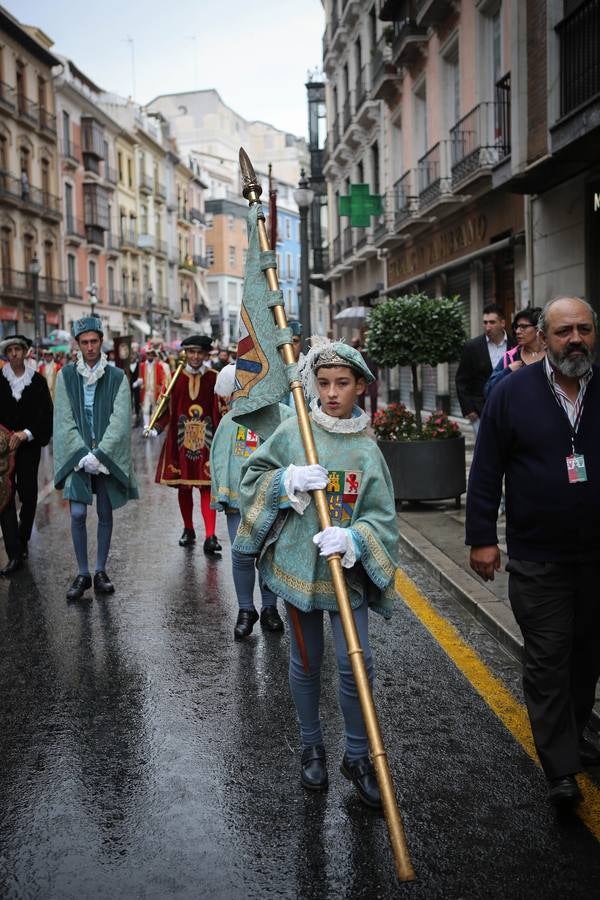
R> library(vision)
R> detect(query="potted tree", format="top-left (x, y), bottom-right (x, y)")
top-left (366, 292), bottom-right (467, 506)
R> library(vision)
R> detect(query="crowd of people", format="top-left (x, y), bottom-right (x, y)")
top-left (1, 295), bottom-right (599, 816)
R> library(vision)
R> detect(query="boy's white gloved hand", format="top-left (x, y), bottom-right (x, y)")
top-left (288, 464), bottom-right (329, 493)
top-left (76, 451), bottom-right (99, 473)
top-left (313, 526), bottom-right (350, 556)
top-left (144, 427), bottom-right (158, 438)
top-left (313, 526), bottom-right (358, 568)
top-left (132, 377), bottom-right (143, 389)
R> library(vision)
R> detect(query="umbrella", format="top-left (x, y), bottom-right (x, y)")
top-left (48, 329), bottom-right (71, 343)
top-left (333, 306), bottom-right (371, 327)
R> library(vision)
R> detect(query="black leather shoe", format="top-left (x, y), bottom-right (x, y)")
top-left (260, 607), bottom-right (284, 632)
top-left (1, 558), bottom-right (22, 577)
top-left (203, 534), bottom-right (222, 555)
top-left (341, 754), bottom-right (382, 809)
top-left (301, 745), bottom-right (328, 791)
top-left (94, 571), bottom-right (115, 594)
top-left (234, 609), bottom-right (259, 640)
top-left (179, 528), bottom-right (196, 547)
top-left (547, 775), bottom-right (582, 807)
top-left (66, 574), bottom-right (92, 601)
top-left (580, 737), bottom-right (600, 766)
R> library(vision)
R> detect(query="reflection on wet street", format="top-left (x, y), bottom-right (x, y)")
top-left (1, 433), bottom-right (599, 899)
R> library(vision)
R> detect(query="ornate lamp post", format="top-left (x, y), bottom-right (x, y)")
top-left (29, 254), bottom-right (41, 354)
top-left (293, 169), bottom-right (314, 345)
top-left (146, 285), bottom-right (154, 337)
top-left (86, 282), bottom-right (98, 317)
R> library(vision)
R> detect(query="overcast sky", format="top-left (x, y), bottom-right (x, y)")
top-left (14, 0), bottom-right (324, 138)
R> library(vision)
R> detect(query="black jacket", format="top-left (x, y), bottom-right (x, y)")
top-left (0, 367), bottom-right (53, 447)
top-left (466, 362), bottom-right (600, 561)
top-left (455, 333), bottom-right (516, 417)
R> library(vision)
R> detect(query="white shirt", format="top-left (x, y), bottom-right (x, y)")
top-left (486, 332), bottom-right (508, 369)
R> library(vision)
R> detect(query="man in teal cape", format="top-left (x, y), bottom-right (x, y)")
top-left (54, 316), bottom-right (138, 601)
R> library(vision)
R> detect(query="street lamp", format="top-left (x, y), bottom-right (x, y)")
top-left (86, 282), bottom-right (98, 317)
top-left (293, 168), bottom-right (314, 345)
top-left (146, 285), bottom-right (154, 337)
top-left (29, 254), bottom-right (41, 354)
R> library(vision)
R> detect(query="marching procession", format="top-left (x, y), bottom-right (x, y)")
top-left (2, 0), bottom-right (600, 896)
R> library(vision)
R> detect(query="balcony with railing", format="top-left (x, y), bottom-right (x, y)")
top-left (179, 256), bottom-right (197, 273)
top-left (67, 280), bottom-right (82, 299)
top-left (139, 171), bottom-right (153, 194)
top-left (104, 164), bottom-right (117, 186)
top-left (417, 142), bottom-right (451, 208)
top-left (415, 0), bottom-right (454, 28)
top-left (154, 181), bottom-right (166, 201)
top-left (37, 107), bottom-right (57, 136)
top-left (120, 229), bottom-right (138, 250)
top-left (155, 239), bottom-right (168, 257)
top-left (137, 233), bottom-right (155, 252)
top-left (450, 97), bottom-right (511, 189)
top-left (40, 276), bottom-right (67, 302)
top-left (390, 7), bottom-right (428, 67)
top-left (394, 171), bottom-right (417, 227)
top-left (0, 171), bottom-right (61, 219)
top-left (342, 224), bottom-right (353, 258)
top-left (557, 0), bottom-right (600, 118)
top-left (190, 207), bottom-right (205, 224)
top-left (2, 269), bottom-right (67, 303)
top-left (17, 93), bottom-right (38, 125)
top-left (0, 81), bottom-right (16, 111)
top-left (65, 215), bottom-right (86, 242)
top-left (193, 254), bottom-right (209, 268)
top-left (371, 36), bottom-right (399, 103)
top-left (108, 289), bottom-right (121, 306)
top-left (373, 192), bottom-right (397, 247)
top-left (106, 232), bottom-right (120, 255)
top-left (61, 140), bottom-right (81, 167)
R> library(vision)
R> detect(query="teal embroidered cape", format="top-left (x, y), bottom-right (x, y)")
top-left (53, 364), bottom-right (139, 509)
top-left (210, 404), bottom-right (294, 511)
top-left (234, 415), bottom-right (400, 617)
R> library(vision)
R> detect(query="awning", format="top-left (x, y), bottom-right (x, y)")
top-left (196, 279), bottom-right (211, 308)
top-left (333, 306), bottom-right (370, 326)
top-left (171, 318), bottom-right (209, 333)
top-left (0, 306), bottom-right (19, 321)
top-left (128, 318), bottom-right (151, 336)
top-left (45, 311), bottom-right (60, 325)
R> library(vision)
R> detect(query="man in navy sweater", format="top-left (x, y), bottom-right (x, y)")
top-left (466, 296), bottom-right (600, 808)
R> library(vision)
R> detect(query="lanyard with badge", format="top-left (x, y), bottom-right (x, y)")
top-left (548, 379), bottom-right (588, 484)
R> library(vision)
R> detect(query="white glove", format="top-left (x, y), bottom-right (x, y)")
top-left (83, 452), bottom-right (102, 474)
top-left (313, 526), bottom-right (358, 568)
top-left (132, 378), bottom-right (143, 389)
top-left (288, 464), bottom-right (329, 494)
top-left (143, 427), bottom-right (158, 438)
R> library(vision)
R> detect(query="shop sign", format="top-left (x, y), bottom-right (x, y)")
top-left (389, 214), bottom-right (487, 284)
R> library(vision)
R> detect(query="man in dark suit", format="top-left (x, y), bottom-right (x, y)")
top-left (0, 335), bottom-right (53, 574)
top-left (455, 303), bottom-right (515, 435)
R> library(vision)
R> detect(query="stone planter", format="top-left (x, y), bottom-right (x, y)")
top-left (378, 436), bottom-right (466, 507)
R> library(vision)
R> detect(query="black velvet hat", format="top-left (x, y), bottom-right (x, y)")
top-left (181, 334), bottom-right (212, 351)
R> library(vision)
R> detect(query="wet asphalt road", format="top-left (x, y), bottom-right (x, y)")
top-left (1, 433), bottom-right (600, 900)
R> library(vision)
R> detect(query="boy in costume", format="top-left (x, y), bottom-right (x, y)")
top-left (235, 339), bottom-right (400, 808)
top-left (53, 316), bottom-right (139, 600)
top-left (148, 334), bottom-right (222, 553)
top-left (210, 363), bottom-right (291, 639)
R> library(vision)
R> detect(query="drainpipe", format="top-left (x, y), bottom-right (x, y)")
top-left (525, 194), bottom-right (535, 306)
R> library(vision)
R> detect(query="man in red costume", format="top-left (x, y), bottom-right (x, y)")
top-left (147, 334), bottom-right (222, 554)
top-left (139, 346), bottom-right (170, 428)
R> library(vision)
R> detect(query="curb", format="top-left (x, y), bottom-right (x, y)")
top-left (397, 516), bottom-right (600, 731)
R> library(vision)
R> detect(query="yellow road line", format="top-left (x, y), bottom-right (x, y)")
top-left (395, 568), bottom-right (600, 841)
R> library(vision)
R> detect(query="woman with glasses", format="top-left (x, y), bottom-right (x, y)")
top-left (484, 306), bottom-right (544, 398)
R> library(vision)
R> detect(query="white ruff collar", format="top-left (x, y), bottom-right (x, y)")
top-left (76, 351), bottom-right (108, 385)
top-left (185, 364), bottom-right (205, 375)
top-left (310, 397), bottom-right (369, 434)
top-left (2, 362), bottom-right (35, 401)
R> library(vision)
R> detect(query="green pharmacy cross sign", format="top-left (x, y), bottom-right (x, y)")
top-left (338, 184), bottom-right (383, 227)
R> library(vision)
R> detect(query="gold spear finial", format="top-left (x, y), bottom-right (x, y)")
top-left (239, 147), bottom-right (262, 203)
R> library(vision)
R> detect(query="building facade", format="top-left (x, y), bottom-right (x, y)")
top-left (322, 0), bottom-right (526, 412)
top-left (0, 9), bottom-right (64, 339)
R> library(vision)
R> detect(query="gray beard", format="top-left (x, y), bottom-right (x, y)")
top-left (546, 344), bottom-right (593, 378)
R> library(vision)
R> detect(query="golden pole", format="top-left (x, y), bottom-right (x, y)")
top-left (143, 349), bottom-right (187, 436)
top-left (239, 148), bottom-right (415, 883)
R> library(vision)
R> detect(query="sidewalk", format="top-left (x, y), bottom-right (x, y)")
top-left (395, 429), bottom-right (600, 728)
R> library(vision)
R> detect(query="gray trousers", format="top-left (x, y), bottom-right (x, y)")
top-left (507, 559), bottom-right (600, 779)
